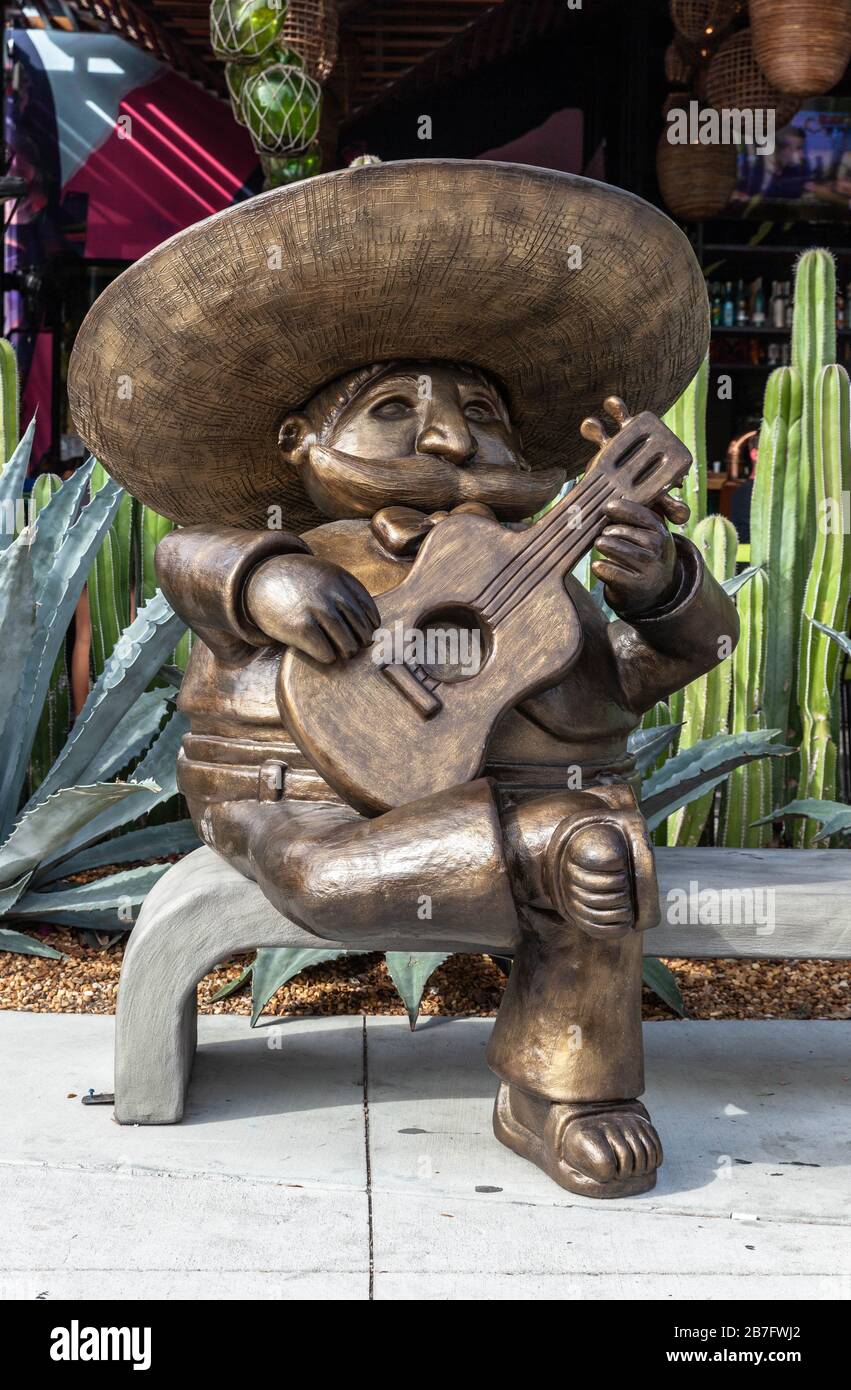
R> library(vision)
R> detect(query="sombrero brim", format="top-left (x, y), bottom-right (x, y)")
top-left (68, 159), bottom-right (708, 532)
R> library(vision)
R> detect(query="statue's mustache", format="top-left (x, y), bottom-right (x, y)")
top-left (306, 443), bottom-right (564, 521)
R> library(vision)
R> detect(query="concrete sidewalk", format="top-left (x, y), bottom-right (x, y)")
top-left (0, 1013), bottom-right (848, 1300)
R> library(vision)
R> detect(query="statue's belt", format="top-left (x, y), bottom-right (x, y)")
top-left (176, 733), bottom-right (637, 809)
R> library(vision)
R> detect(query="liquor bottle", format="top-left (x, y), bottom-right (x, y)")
top-left (736, 279), bottom-right (748, 326)
top-left (752, 280), bottom-right (766, 327)
top-left (838, 286), bottom-right (846, 332)
top-left (784, 282), bottom-right (794, 328)
top-left (711, 283), bottom-right (722, 326)
top-left (772, 281), bottom-right (786, 328)
top-left (722, 281), bottom-right (735, 327)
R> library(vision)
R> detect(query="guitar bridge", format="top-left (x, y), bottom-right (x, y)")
top-left (379, 660), bottom-right (443, 718)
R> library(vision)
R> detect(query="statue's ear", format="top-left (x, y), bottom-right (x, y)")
top-left (278, 413), bottom-right (315, 468)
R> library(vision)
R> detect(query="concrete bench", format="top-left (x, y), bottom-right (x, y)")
top-left (114, 845), bottom-right (851, 1125)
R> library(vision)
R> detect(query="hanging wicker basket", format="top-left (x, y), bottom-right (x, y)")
top-left (665, 35), bottom-right (697, 85)
top-left (750, 0), bottom-right (851, 96)
top-left (670, 0), bottom-right (743, 45)
top-left (656, 127), bottom-right (737, 220)
top-left (279, 0), bottom-right (339, 82)
top-left (707, 28), bottom-right (801, 126)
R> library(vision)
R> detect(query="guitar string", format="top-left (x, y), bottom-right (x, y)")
top-left (482, 478), bottom-right (616, 624)
top-left (473, 472), bottom-right (609, 610)
top-left (484, 482), bottom-right (618, 629)
top-left (418, 477), bottom-right (616, 694)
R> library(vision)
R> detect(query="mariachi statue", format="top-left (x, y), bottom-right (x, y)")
top-left (69, 161), bottom-right (737, 1199)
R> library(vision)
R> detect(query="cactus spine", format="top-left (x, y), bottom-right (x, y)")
top-left (749, 365), bottom-right (803, 805)
top-left (668, 514), bottom-right (738, 846)
top-left (796, 364), bottom-right (851, 844)
top-left (721, 568), bottom-right (772, 847)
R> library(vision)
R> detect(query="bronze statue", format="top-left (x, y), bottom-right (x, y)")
top-left (69, 160), bottom-right (738, 1198)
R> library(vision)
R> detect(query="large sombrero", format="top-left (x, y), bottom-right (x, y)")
top-left (68, 159), bottom-right (708, 532)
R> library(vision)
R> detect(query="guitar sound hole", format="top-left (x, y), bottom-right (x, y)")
top-left (416, 604), bottom-right (489, 683)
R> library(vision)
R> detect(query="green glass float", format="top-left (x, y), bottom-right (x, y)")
top-left (241, 61), bottom-right (322, 155)
top-left (210, 0), bottom-right (285, 64)
top-left (260, 145), bottom-right (322, 188)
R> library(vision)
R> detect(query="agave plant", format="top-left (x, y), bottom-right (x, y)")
top-left (218, 721), bottom-right (791, 1025)
top-left (0, 425), bottom-right (199, 958)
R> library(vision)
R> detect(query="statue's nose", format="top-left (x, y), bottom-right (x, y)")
top-left (416, 413), bottom-right (476, 465)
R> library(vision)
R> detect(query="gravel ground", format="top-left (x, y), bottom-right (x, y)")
top-left (1, 928), bottom-right (849, 1021)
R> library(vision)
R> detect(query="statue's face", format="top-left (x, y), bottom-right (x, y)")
top-left (278, 360), bottom-right (565, 523)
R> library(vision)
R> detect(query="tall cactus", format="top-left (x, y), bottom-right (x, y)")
top-left (749, 366), bottom-right (803, 805)
top-left (721, 568), bottom-right (772, 847)
top-left (796, 364), bottom-right (851, 844)
top-left (668, 514), bottom-right (738, 846)
top-left (0, 337), bottom-right (20, 466)
top-left (139, 504), bottom-right (191, 670)
top-left (87, 462), bottom-right (133, 678)
top-left (792, 250), bottom-right (836, 583)
top-left (663, 354), bottom-right (708, 540)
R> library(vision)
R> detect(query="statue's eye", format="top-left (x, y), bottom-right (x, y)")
top-left (464, 399), bottom-right (497, 422)
top-left (372, 397), bottom-right (413, 420)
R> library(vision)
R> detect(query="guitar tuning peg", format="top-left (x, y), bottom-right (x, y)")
top-left (580, 416), bottom-right (610, 449)
top-left (603, 396), bottom-right (631, 427)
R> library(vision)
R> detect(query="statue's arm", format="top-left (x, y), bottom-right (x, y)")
top-left (607, 536), bottom-right (740, 714)
top-left (155, 523), bottom-right (311, 662)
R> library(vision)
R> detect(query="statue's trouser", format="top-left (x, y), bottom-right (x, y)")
top-left (189, 775), bottom-right (653, 1105)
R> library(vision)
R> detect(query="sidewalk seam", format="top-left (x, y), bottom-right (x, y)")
top-left (362, 1016), bottom-right (374, 1301)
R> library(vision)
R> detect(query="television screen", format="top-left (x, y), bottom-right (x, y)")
top-left (728, 98), bottom-right (851, 222)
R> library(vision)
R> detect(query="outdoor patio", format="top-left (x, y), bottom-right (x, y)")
top-left (2, 1013), bottom-right (848, 1301)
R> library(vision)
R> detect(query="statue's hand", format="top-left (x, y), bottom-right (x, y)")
top-left (591, 492), bottom-right (689, 618)
top-left (244, 553), bottom-right (380, 663)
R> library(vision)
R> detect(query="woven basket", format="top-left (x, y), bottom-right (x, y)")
top-left (280, 0), bottom-right (339, 82)
top-left (665, 35), bottom-right (697, 84)
top-left (670, 0), bottom-right (743, 45)
top-left (750, 0), bottom-right (851, 96)
top-left (707, 28), bottom-right (801, 125)
top-left (657, 128), bottom-right (737, 219)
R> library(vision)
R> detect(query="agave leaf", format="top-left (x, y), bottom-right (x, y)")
top-left (74, 687), bottom-right (176, 787)
top-left (809, 616), bottom-right (851, 661)
top-left (0, 533), bottom-right (36, 755)
top-left (384, 951), bottom-right (448, 1029)
top-left (642, 958), bottom-right (687, 1017)
top-left (250, 946), bottom-right (362, 1026)
top-left (0, 781), bottom-right (159, 888)
top-left (24, 591), bottom-right (184, 808)
top-left (722, 563), bottom-right (763, 598)
top-left (36, 820), bottom-right (200, 884)
top-left (38, 713), bottom-right (187, 871)
top-left (210, 961), bottom-right (252, 1002)
top-left (640, 729), bottom-right (792, 831)
top-left (0, 477), bottom-right (125, 833)
top-left (0, 927), bottom-right (63, 959)
top-left (627, 723), bottom-right (682, 775)
top-left (8, 862), bottom-right (171, 929)
top-left (0, 419), bottom-right (36, 542)
top-left (28, 457), bottom-right (97, 591)
top-left (752, 797), bottom-right (851, 841)
top-left (0, 869), bottom-right (33, 915)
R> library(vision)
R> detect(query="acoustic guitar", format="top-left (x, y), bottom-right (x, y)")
top-left (278, 400), bottom-right (692, 815)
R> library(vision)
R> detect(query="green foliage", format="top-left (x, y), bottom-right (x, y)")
top-left (0, 336), bottom-right (20, 466)
top-left (795, 364), bottom-right (851, 843)
top-left (0, 425), bottom-right (198, 956)
top-left (662, 355), bottom-right (708, 537)
top-left (666, 515), bottom-right (737, 846)
top-left (721, 569), bottom-right (772, 847)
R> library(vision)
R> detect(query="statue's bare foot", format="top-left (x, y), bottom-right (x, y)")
top-left (494, 1083), bottom-right (662, 1198)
